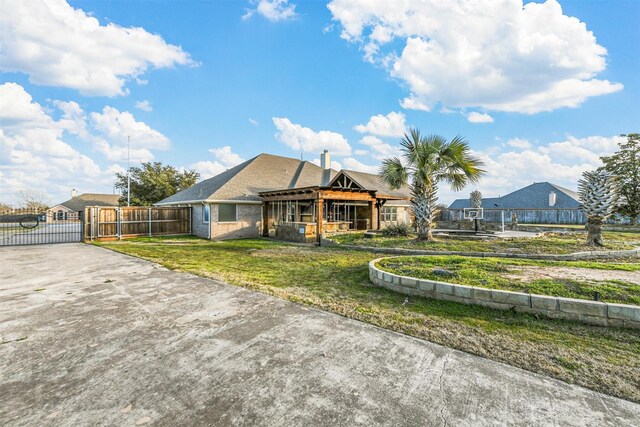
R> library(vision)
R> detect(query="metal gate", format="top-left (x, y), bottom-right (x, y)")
top-left (0, 208), bottom-right (83, 246)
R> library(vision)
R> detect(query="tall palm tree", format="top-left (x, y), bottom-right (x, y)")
top-left (380, 129), bottom-right (485, 241)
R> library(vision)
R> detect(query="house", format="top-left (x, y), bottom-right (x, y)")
top-left (157, 151), bottom-right (412, 241)
top-left (49, 192), bottom-right (120, 221)
top-left (447, 182), bottom-right (584, 224)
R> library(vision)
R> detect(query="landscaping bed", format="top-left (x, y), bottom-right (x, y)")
top-left (97, 236), bottom-right (640, 403)
top-left (377, 256), bottom-right (640, 305)
top-left (331, 231), bottom-right (640, 254)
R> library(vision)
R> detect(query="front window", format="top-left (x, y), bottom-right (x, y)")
top-left (218, 203), bottom-right (237, 222)
top-left (381, 206), bottom-right (397, 222)
top-left (202, 204), bottom-right (210, 223)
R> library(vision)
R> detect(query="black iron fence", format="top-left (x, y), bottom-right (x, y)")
top-left (0, 208), bottom-right (83, 246)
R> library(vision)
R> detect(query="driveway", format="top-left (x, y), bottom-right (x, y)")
top-left (1, 244), bottom-right (638, 426)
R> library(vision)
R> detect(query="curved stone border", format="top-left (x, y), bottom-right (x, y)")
top-left (369, 257), bottom-right (640, 329)
top-left (332, 242), bottom-right (640, 261)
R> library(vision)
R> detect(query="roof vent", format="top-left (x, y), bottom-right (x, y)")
top-left (549, 191), bottom-right (556, 207)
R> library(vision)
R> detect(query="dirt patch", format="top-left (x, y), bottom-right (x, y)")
top-left (505, 266), bottom-right (640, 285)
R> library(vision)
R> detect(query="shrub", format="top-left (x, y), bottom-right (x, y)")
top-left (382, 223), bottom-right (412, 237)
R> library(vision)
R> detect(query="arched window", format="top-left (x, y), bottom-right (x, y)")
top-left (57, 210), bottom-right (64, 220)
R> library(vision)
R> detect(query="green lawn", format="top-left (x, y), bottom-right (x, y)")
top-left (97, 236), bottom-right (640, 403)
top-left (331, 231), bottom-right (640, 254)
top-left (377, 256), bottom-right (640, 305)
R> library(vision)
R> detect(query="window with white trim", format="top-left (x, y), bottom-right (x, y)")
top-left (218, 203), bottom-right (237, 222)
top-left (381, 206), bottom-right (397, 222)
top-left (202, 204), bottom-right (210, 223)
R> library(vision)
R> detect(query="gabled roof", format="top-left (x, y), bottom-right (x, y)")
top-left (337, 170), bottom-right (411, 199)
top-left (448, 182), bottom-right (580, 209)
top-left (157, 153), bottom-right (339, 205)
top-left (58, 193), bottom-right (120, 211)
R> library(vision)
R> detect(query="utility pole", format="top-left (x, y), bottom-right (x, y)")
top-left (127, 135), bottom-right (131, 207)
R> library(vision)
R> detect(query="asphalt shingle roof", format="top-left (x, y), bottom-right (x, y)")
top-left (157, 153), bottom-right (412, 205)
top-left (448, 182), bottom-right (580, 209)
top-left (58, 193), bottom-right (120, 211)
top-left (158, 154), bottom-right (339, 204)
top-left (336, 170), bottom-right (411, 199)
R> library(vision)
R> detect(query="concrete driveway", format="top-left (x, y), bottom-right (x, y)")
top-left (1, 244), bottom-right (638, 426)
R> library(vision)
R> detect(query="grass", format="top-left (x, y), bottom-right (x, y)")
top-left (330, 230), bottom-right (640, 254)
top-left (97, 236), bottom-right (640, 403)
top-left (377, 256), bottom-right (640, 305)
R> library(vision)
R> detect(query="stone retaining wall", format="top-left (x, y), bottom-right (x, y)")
top-left (338, 244), bottom-right (640, 261)
top-left (369, 258), bottom-right (640, 329)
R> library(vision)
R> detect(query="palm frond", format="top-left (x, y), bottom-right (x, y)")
top-left (379, 157), bottom-right (408, 189)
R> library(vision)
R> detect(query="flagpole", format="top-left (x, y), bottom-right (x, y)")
top-left (127, 135), bottom-right (131, 207)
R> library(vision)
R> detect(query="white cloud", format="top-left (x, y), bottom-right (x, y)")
top-left (135, 100), bottom-right (153, 112)
top-left (400, 97), bottom-right (430, 112)
top-left (0, 0), bottom-right (195, 96)
top-left (342, 157), bottom-right (379, 174)
top-left (273, 117), bottom-right (352, 156)
top-left (358, 135), bottom-right (395, 160)
top-left (506, 138), bottom-right (533, 149)
top-left (462, 134), bottom-right (626, 203)
top-left (0, 83), bottom-right (106, 204)
top-left (467, 112), bottom-right (494, 123)
top-left (242, 0), bottom-right (298, 22)
top-left (191, 146), bottom-right (246, 179)
top-left (91, 106), bottom-right (170, 151)
top-left (354, 111), bottom-right (407, 137)
top-left (249, 118), bottom-right (259, 126)
top-left (328, 0), bottom-right (622, 114)
top-left (53, 100), bottom-right (91, 139)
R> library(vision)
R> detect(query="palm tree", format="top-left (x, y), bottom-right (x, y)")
top-left (380, 129), bottom-right (485, 241)
top-left (578, 170), bottom-right (619, 246)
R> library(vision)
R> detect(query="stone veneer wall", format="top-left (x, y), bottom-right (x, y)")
top-left (369, 257), bottom-right (640, 329)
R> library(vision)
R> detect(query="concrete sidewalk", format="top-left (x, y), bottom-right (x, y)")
top-left (1, 243), bottom-right (638, 426)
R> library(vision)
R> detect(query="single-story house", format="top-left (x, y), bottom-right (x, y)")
top-left (157, 151), bottom-right (412, 241)
top-left (447, 182), bottom-right (585, 224)
top-left (49, 192), bottom-right (120, 221)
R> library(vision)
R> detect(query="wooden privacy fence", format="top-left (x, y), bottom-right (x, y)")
top-left (84, 206), bottom-right (191, 241)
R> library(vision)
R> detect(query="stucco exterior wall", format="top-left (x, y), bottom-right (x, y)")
top-left (210, 203), bottom-right (262, 240)
top-left (380, 205), bottom-right (412, 229)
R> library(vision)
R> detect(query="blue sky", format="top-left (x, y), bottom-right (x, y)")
top-left (1, 0), bottom-right (638, 206)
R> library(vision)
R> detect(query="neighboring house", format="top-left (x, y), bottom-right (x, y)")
top-left (49, 192), bottom-right (120, 221)
top-left (447, 182), bottom-right (584, 224)
top-left (157, 151), bottom-right (411, 241)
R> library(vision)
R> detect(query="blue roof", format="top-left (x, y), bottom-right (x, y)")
top-left (448, 182), bottom-right (580, 209)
